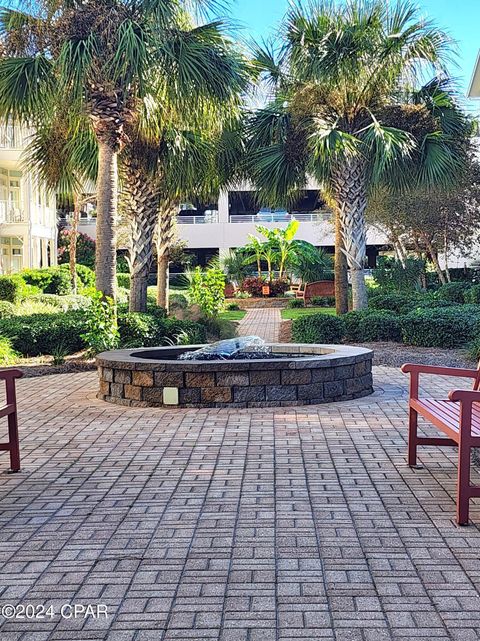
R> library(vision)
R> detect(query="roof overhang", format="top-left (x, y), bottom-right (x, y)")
top-left (468, 50), bottom-right (480, 98)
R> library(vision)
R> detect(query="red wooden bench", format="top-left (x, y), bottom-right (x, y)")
top-left (0, 369), bottom-right (23, 473)
top-left (401, 362), bottom-right (480, 525)
top-left (295, 280), bottom-right (335, 304)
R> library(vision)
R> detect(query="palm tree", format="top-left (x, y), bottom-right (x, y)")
top-left (245, 0), bottom-right (468, 310)
top-left (0, 1), bottom-right (248, 298)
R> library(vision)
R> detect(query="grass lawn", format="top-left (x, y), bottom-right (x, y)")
top-left (219, 310), bottom-right (247, 321)
top-left (281, 307), bottom-right (336, 320)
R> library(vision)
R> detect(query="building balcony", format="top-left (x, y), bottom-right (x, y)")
top-left (229, 211), bottom-right (332, 224)
top-left (0, 202), bottom-right (27, 224)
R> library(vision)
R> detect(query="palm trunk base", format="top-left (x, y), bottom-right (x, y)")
top-left (157, 256), bottom-right (169, 311)
top-left (129, 274), bottom-right (148, 312)
top-left (350, 269), bottom-right (368, 310)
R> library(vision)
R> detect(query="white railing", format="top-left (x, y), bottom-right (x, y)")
top-left (0, 125), bottom-right (32, 149)
top-left (177, 214), bottom-right (219, 224)
top-left (59, 212), bottom-right (97, 225)
top-left (229, 211), bottom-right (332, 223)
top-left (0, 202), bottom-right (27, 223)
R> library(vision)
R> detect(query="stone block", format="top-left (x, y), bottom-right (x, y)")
top-left (311, 368), bottom-right (335, 383)
top-left (179, 388), bottom-right (201, 404)
top-left (201, 387), bottom-right (232, 403)
top-left (124, 384), bottom-right (142, 401)
top-left (324, 380), bottom-right (345, 398)
top-left (99, 380), bottom-right (110, 396)
top-left (249, 370), bottom-right (281, 385)
top-left (219, 372), bottom-right (250, 386)
top-left (297, 382), bottom-right (324, 401)
top-left (114, 369), bottom-right (131, 384)
top-left (143, 388), bottom-right (164, 404)
top-left (102, 368), bottom-right (114, 382)
top-left (266, 385), bottom-right (297, 401)
top-left (281, 370), bottom-right (311, 385)
top-left (132, 370), bottom-right (154, 387)
top-left (334, 365), bottom-right (354, 380)
top-left (154, 372), bottom-right (184, 387)
top-left (354, 360), bottom-right (371, 376)
top-left (185, 372), bottom-right (215, 388)
top-left (110, 383), bottom-right (124, 398)
top-left (233, 386), bottom-right (266, 402)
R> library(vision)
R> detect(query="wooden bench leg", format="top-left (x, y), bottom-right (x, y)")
top-left (7, 410), bottom-right (20, 473)
top-left (408, 407), bottom-right (418, 466)
top-left (457, 439), bottom-right (471, 525)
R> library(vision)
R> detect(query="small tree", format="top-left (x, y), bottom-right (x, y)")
top-left (188, 265), bottom-right (226, 317)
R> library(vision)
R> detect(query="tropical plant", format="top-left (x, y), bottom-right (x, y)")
top-left (256, 220), bottom-right (299, 279)
top-left (222, 249), bottom-right (252, 285)
top-left (0, 0), bottom-right (248, 299)
top-left (290, 243), bottom-right (333, 284)
top-left (81, 292), bottom-right (119, 355)
top-left (245, 0), bottom-right (469, 310)
top-left (187, 265), bottom-right (226, 317)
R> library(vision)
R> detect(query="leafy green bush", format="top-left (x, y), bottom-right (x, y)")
top-left (368, 291), bottom-right (418, 313)
top-left (81, 293), bottom-right (119, 355)
top-left (310, 295), bottom-right (336, 307)
top-left (288, 298), bottom-right (304, 308)
top-left (467, 336), bottom-right (480, 363)
top-left (58, 264), bottom-right (96, 290)
top-left (0, 301), bottom-right (15, 318)
top-left (269, 279), bottom-right (289, 297)
top-left (344, 310), bottom-right (402, 342)
top-left (200, 317), bottom-right (236, 341)
top-left (373, 257), bottom-right (425, 292)
top-left (0, 337), bottom-right (18, 365)
top-left (117, 273), bottom-right (130, 289)
top-left (0, 275), bottom-right (34, 303)
top-left (226, 302), bottom-right (241, 311)
top-left (118, 311), bottom-right (206, 348)
top-left (435, 282), bottom-right (470, 304)
top-left (292, 313), bottom-right (345, 343)
top-left (22, 267), bottom-right (72, 295)
top-left (401, 307), bottom-right (480, 348)
top-left (170, 293), bottom-right (188, 309)
top-left (465, 284), bottom-right (480, 304)
top-left (58, 229), bottom-right (95, 268)
top-left (28, 294), bottom-right (92, 311)
top-left (0, 311), bottom-right (86, 356)
top-left (188, 265), bottom-right (225, 317)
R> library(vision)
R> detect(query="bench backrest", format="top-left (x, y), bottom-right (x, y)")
top-left (304, 281), bottom-right (335, 299)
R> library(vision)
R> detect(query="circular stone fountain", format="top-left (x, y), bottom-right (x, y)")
top-left (97, 343), bottom-right (373, 408)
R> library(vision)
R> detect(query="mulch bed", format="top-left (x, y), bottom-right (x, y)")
top-left (279, 320), bottom-right (473, 369)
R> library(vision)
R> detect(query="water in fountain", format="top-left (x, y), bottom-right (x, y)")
top-left (179, 336), bottom-right (274, 361)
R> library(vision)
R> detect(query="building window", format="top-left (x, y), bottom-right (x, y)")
top-left (0, 236), bottom-right (23, 274)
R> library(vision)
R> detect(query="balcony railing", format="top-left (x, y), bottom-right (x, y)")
top-left (229, 211), bottom-right (332, 223)
top-left (0, 203), bottom-right (27, 223)
top-left (0, 125), bottom-right (32, 149)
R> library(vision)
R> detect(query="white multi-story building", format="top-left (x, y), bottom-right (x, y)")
top-left (0, 124), bottom-right (58, 274)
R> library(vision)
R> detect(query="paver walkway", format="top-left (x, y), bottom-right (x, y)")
top-left (1, 368), bottom-right (480, 640)
top-left (237, 307), bottom-right (282, 342)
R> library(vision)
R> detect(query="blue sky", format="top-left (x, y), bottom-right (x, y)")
top-left (229, 0), bottom-right (480, 112)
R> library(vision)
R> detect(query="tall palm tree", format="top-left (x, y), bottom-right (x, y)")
top-left (245, 0), bottom-right (468, 310)
top-left (0, 0), bottom-right (248, 298)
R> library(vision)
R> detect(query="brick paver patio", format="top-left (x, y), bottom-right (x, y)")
top-left (1, 367), bottom-right (480, 640)
top-left (237, 308), bottom-right (281, 342)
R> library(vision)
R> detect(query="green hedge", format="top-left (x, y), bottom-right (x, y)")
top-left (344, 309), bottom-right (402, 342)
top-left (0, 275), bottom-right (34, 303)
top-left (401, 307), bottom-right (480, 348)
top-left (117, 312), bottom-right (206, 348)
top-left (28, 294), bottom-right (92, 311)
top-left (292, 313), bottom-right (345, 343)
top-left (435, 282), bottom-right (470, 304)
top-left (117, 273), bottom-right (130, 289)
top-left (22, 267), bottom-right (72, 295)
top-left (368, 292), bottom-right (418, 314)
top-left (465, 284), bottom-right (480, 304)
top-left (0, 311), bottom-right (86, 356)
top-left (0, 300), bottom-right (16, 317)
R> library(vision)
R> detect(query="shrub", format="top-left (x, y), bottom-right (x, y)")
top-left (269, 279), bottom-right (289, 297)
top-left (373, 257), bottom-right (425, 292)
top-left (170, 293), bottom-right (188, 309)
top-left (0, 311), bottom-right (86, 356)
top-left (292, 313), bottom-right (345, 343)
top-left (467, 336), bottom-right (480, 362)
top-left (27, 293), bottom-right (92, 311)
top-left (240, 276), bottom-right (265, 297)
top-left (199, 317), bottom-right (237, 341)
top-left (0, 301), bottom-right (15, 318)
top-left (22, 267), bottom-right (72, 295)
top-left (226, 302), bottom-right (241, 311)
top-left (400, 307), bottom-right (480, 348)
top-left (288, 298), bottom-right (304, 308)
top-left (0, 337), bottom-right (18, 365)
top-left (118, 312), bottom-right (158, 347)
top-left (188, 265), bottom-right (225, 317)
top-left (311, 295), bottom-right (335, 307)
top-left (81, 293), bottom-right (119, 355)
top-left (465, 284), bottom-right (480, 304)
top-left (117, 273), bottom-right (130, 289)
top-left (234, 290), bottom-right (251, 299)
top-left (344, 310), bottom-right (402, 342)
top-left (435, 282), bottom-right (470, 304)
top-left (57, 229), bottom-right (95, 268)
top-left (58, 264), bottom-right (96, 290)
top-left (0, 275), bottom-right (32, 303)
top-left (368, 291), bottom-right (418, 313)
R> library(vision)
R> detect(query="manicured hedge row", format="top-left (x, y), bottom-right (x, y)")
top-left (292, 304), bottom-right (480, 348)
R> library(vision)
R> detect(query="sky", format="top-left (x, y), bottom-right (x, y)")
top-left (229, 0), bottom-right (480, 113)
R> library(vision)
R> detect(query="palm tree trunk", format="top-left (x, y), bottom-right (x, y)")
top-left (334, 211), bottom-right (348, 315)
top-left (332, 158), bottom-right (368, 310)
top-left (422, 233), bottom-right (446, 285)
top-left (157, 255), bottom-right (169, 310)
top-left (123, 160), bottom-right (160, 313)
top-left (69, 194), bottom-right (80, 295)
top-left (95, 141), bottom-right (118, 298)
top-left (156, 203), bottom-right (176, 310)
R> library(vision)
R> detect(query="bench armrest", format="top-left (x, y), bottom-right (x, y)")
top-left (0, 369), bottom-right (23, 381)
top-left (401, 363), bottom-right (479, 378)
top-left (449, 389), bottom-right (480, 402)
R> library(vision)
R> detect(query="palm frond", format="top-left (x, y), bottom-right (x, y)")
top-left (0, 55), bottom-right (54, 121)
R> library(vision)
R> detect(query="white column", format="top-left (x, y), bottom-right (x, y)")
top-left (218, 189), bottom-right (229, 223)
